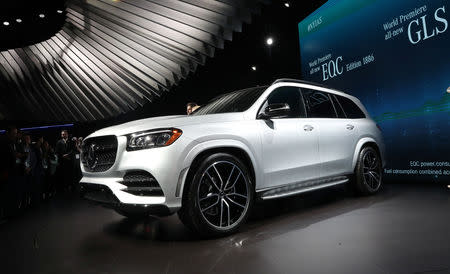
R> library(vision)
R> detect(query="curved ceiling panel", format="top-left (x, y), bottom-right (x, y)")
top-left (0, 0), bottom-right (268, 122)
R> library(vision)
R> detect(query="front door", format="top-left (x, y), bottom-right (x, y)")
top-left (258, 86), bottom-right (320, 189)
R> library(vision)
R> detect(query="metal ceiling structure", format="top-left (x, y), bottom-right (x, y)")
top-left (0, 0), bottom-right (268, 122)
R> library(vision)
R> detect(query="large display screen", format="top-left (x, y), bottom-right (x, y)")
top-left (299, 0), bottom-right (449, 182)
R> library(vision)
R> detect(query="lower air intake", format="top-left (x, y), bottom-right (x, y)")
top-left (121, 171), bottom-right (164, 197)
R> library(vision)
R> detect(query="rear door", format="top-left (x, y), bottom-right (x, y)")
top-left (301, 88), bottom-right (357, 178)
top-left (335, 94), bottom-right (368, 172)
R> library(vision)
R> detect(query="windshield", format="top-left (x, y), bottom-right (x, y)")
top-left (192, 86), bottom-right (268, 116)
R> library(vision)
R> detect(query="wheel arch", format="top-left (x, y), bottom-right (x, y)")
top-left (352, 138), bottom-right (382, 170)
top-left (179, 141), bottom-right (258, 206)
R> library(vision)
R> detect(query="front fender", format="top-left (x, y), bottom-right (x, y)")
top-left (183, 138), bottom-right (260, 176)
top-left (178, 138), bottom-right (261, 197)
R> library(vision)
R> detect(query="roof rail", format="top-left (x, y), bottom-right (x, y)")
top-left (271, 78), bottom-right (346, 94)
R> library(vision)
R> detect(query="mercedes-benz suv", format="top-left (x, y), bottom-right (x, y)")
top-left (80, 79), bottom-right (385, 236)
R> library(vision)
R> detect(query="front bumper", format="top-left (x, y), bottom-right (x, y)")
top-left (79, 182), bottom-right (171, 216)
top-left (79, 135), bottom-right (192, 215)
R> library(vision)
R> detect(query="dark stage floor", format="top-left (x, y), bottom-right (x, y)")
top-left (1, 183), bottom-right (449, 274)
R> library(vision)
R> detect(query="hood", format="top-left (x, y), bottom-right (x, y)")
top-left (88, 113), bottom-right (244, 137)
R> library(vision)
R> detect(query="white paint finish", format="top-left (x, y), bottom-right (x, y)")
top-left (258, 118), bottom-right (319, 188)
top-left (315, 118), bottom-right (358, 177)
top-left (80, 80), bottom-right (385, 212)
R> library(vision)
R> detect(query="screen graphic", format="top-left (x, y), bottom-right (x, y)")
top-left (299, 0), bottom-right (449, 182)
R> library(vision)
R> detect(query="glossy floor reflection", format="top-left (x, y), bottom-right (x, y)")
top-left (1, 183), bottom-right (449, 274)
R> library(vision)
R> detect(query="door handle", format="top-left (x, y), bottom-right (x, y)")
top-left (346, 124), bottom-right (355, 130)
top-left (303, 125), bottom-right (314, 131)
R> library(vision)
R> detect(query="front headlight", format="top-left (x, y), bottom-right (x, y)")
top-left (126, 128), bottom-right (182, 151)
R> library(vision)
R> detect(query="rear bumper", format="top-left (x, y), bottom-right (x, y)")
top-left (80, 182), bottom-right (172, 216)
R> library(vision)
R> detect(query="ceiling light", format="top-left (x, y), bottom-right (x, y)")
top-left (251, 66), bottom-right (257, 71)
top-left (266, 37), bottom-right (274, 46)
top-left (16, 18), bottom-right (22, 23)
top-left (284, 2), bottom-right (290, 8)
top-left (57, 9), bottom-right (63, 14)
top-left (3, 21), bottom-right (9, 26)
top-left (39, 14), bottom-right (45, 18)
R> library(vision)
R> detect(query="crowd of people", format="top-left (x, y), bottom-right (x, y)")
top-left (0, 102), bottom-right (200, 222)
top-left (0, 127), bottom-right (83, 221)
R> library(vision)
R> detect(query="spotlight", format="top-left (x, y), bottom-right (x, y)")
top-left (251, 66), bottom-right (257, 71)
top-left (447, 86), bottom-right (450, 93)
top-left (3, 21), bottom-right (9, 26)
top-left (39, 14), bottom-right (45, 18)
top-left (16, 18), bottom-right (22, 23)
top-left (266, 37), bottom-right (274, 46)
top-left (57, 9), bottom-right (63, 14)
top-left (284, 2), bottom-right (290, 8)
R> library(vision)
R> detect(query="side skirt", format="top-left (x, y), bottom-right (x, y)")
top-left (257, 175), bottom-right (350, 200)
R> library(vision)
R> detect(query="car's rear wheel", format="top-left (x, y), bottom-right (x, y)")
top-left (178, 153), bottom-right (254, 237)
top-left (354, 146), bottom-right (382, 195)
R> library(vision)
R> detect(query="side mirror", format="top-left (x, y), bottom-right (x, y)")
top-left (257, 103), bottom-right (291, 119)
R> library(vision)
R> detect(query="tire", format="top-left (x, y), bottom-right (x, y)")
top-left (178, 153), bottom-right (254, 237)
top-left (354, 146), bottom-right (383, 195)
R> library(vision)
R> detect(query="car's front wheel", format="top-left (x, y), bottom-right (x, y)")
top-left (178, 153), bottom-right (254, 237)
top-left (354, 146), bottom-right (383, 195)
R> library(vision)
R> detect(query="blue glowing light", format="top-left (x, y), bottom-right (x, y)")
top-left (1, 123), bottom-right (74, 133)
top-left (20, 123), bottom-right (74, 131)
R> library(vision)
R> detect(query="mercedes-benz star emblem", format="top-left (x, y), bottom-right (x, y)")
top-left (87, 143), bottom-right (99, 170)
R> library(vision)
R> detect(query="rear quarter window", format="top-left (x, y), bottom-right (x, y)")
top-left (336, 95), bottom-right (366, 119)
top-left (330, 94), bottom-right (346, 118)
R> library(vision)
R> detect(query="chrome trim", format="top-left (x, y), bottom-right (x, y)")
top-left (175, 167), bottom-right (189, 198)
top-left (258, 176), bottom-right (349, 200)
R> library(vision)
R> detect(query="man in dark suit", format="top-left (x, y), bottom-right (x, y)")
top-left (0, 126), bottom-right (22, 218)
top-left (55, 130), bottom-right (74, 191)
top-left (0, 127), bottom-right (17, 179)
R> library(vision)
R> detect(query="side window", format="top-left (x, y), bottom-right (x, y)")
top-left (262, 86), bottom-right (306, 118)
top-left (336, 95), bottom-right (366, 119)
top-left (301, 89), bottom-right (337, 118)
top-left (330, 94), bottom-right (346, 118)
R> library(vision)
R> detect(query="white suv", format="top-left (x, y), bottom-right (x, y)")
top-left (80, 79), bottom-right (385, 236)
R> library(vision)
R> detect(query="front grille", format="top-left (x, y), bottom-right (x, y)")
top-left (121, 171), bottom-right (164, 197)
top-left (81, 135), bottom-right (118, 172)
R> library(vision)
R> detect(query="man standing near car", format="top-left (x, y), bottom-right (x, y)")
top-left (55, 130), bottom-right (74, 191)
top-left (186, 102), bottom-right (200, 115)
